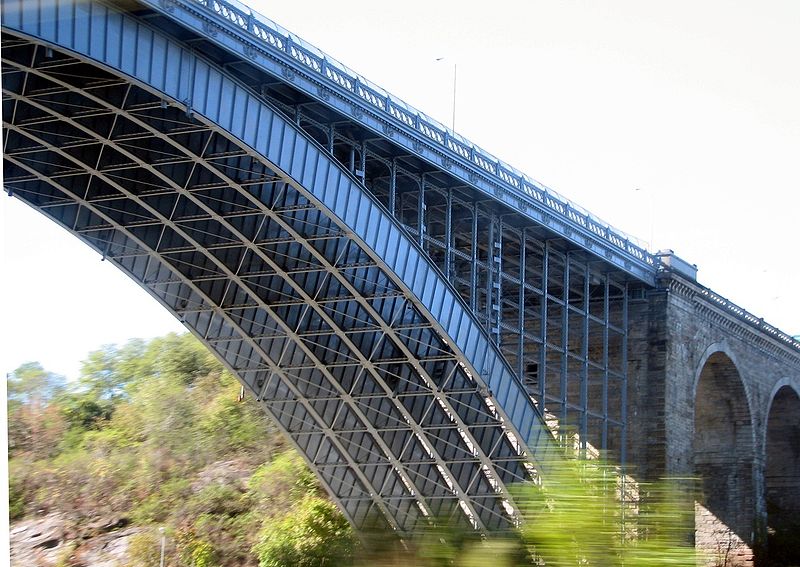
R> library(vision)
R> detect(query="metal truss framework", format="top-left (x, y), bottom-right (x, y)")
top-left (136, 0), bottom-right (656, 284)
top-left (146, 0), bottom-right (798, 355)
top-left (1, 16), bottom-right (556, 534)
top-left (160, 9), bottom-right (635, 461)
top-left (285, 108), bottom-right (632, 462)
top-left (1, 0), bottom-right (635, 535)
top-left (130, 0), bottom-right (634, 462)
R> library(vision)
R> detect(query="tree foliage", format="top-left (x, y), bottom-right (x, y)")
top-left (7, 333), bottom-right (286, 565)
top-left (514, 458), bottom-right (696, 567)
top-left (7, 361), bottom-right (66, 404)
top-left (9, 332), bottom-right (699, 566)
top-left (253, 497), bottom-right (355, 567)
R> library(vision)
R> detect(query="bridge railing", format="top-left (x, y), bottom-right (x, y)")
top-left (191, 0), bottom-right (656, 272)
top-left (696, 287), bottom-right (800, 352)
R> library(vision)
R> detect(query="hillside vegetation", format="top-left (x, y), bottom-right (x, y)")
top-left (8, 333), bottom-right (697, 567)
top-left (8, 333), bottom-right (354, 567)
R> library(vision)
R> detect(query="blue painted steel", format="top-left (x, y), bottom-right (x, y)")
top-left (1, 0), bottom-right (558, 534)
top-left (136, 0), bottom-right (659, 285)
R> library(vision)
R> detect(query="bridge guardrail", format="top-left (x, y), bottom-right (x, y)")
top-left (186, 0), bottom-right (656, 274)
top-left (697, 287), bottom-right (800, 352)
top-left (152, 0), bottom-right (799, 354)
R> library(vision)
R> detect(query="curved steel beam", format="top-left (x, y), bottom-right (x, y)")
top-left (3, 82), bottom-right (455, 527)
top-left (1, 0), bottom-right (558, 532)
top-left (2, 54), bottom-right (500, 529)
top-left (5, 146), bottom-right (402, 531)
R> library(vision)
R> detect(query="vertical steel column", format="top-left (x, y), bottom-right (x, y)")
top-left (348, 147), bottom-right (355, 174)
top-left (387, 158), bottom-right (396, 217)
top-left (580, 261), bottom-right (590, 451)
top-left (417, 176), bottom-right (426, 247)
top-left (601, 274), bottom-right (610, 452)
top-left (539, 241), bottom-right (549, 405)
top-left (620, 282), bottom-right (629, 469)
top-left (517, 228), bottom-right (526, 382)
top-left (618, 281), bottom-right (630, 537)
top-left (560, 253), bottom-right (570, 433)
top-left (327, 124), bottom-right (335, 154)
top-left (470, 203), bottom-right (478, 312)
top-left (488, 216), bottom-right (502, 345)
top-left (445, 188), bottom-right (453, 282)
top-left (358, 140), bottom-right (366, 182)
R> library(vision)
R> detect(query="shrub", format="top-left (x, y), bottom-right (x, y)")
top-left (253, 497), bottom-right (355, 567)
top-left (126, 530), bottom-right (163, 567)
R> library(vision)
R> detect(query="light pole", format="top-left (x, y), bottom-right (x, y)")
top-left (435, 58), bottom-right (457, 131)
top-left (158, 526), bottom-right (166, 567)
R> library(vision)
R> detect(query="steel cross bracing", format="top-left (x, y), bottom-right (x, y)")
top-left (1, 0), bottom-right (636, 534)
top-left (134, 0), bottom-right (658, 284)
top-left (131, 0), bottom-right (635, 462)
top-left (0, 13), bottom-right (561, 532)
top-left (275, 111), bottom-right (633, 462)
top-left (120, 0), bottom-right (635, 464)
top-left (3, 63), bottom-right (526, 532)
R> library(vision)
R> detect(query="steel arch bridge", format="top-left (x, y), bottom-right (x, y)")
top-left (2, 0), bottom-right (650, 534)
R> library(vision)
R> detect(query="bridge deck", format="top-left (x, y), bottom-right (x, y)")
top-left (2, 0), bottom-right (798, 539)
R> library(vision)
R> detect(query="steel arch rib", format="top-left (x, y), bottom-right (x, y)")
top-left (2, 55), bottom-right (501, 530)
top-left (2, 81), bottom-right (484, 529)
top-left (3, 146), bottom-right (399, 530)
top-left (1, 0), bottom-right (557, 532)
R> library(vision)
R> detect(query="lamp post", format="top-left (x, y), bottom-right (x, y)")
top-left (158, 526), bottom-right (166, 567)
top-left (435, 58), bottom-right (457, 132)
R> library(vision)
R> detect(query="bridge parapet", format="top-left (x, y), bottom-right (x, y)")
top-left (625, 268), bottom-right (800, 566)
top-left (658, 270), bottom-right (800, 363)
top-left (140, 0), bottom-right (658, 283)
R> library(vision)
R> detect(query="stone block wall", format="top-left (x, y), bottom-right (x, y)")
top-left (624, 270), bottom-right (800, 565)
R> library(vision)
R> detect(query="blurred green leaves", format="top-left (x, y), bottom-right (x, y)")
top-left (253, 496), bottom-right (355, 567)
top-left (8, 333), bottom-right (699, 567)
top-left (515, 457), bottom-right (696, 567)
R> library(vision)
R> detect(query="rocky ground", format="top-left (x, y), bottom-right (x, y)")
top-left (9, 459), bottom-right (256, 566)
top-left (10, 513), bottom-right (145, 566)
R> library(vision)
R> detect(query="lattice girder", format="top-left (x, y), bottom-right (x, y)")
top-left (2, 0), bottom-right (555, 535)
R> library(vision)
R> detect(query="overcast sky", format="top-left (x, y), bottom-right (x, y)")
top-left (2, 0), bottom-right (798, 380)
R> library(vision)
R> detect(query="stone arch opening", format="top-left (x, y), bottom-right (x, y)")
top-left (694, 351), bottom-right (755, 565)
top-left (764, 384), bottom-right (800, 564)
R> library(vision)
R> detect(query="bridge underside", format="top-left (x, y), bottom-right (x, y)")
top-left (1, 0), bottom-right (643, 536)
top-left (1, 28), bottom-right (550, 533)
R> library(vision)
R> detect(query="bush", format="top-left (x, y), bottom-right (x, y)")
top-left (190, 540), bottom-right (218, 567)
top-left (185, 484), bottom-right (248, 518)
top-left (8, 470), bottom-right (27, 520)
top-left (248, 452), bottom-right (317, 514)
top-left (253, 497), bottom-right (355, 567)
top-left (131, 478), bottom-right (192, 525)
top-left (126, 530), bottom-right (163, 567)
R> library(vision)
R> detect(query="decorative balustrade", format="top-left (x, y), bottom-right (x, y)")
top-left (187, 0), bottom-right (655, 271)
top-left (697, 288), bottom-right (800, 351)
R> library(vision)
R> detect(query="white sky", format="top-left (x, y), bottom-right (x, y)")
top-left (2, 0), bottom-right (799, 381)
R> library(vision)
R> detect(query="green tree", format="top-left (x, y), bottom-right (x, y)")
top-left (7, 362), bottom-right (67, 457)
top-left (253, 497), bottom-right (355, 567)
top-left (7, 362), bottom-right (66, 404)
top-left (148, 333), bottom-right (219, 384)
top-left (78, 345), bottom-right (125, 401)
top-left (59, 392), bottom-right (114, 432)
